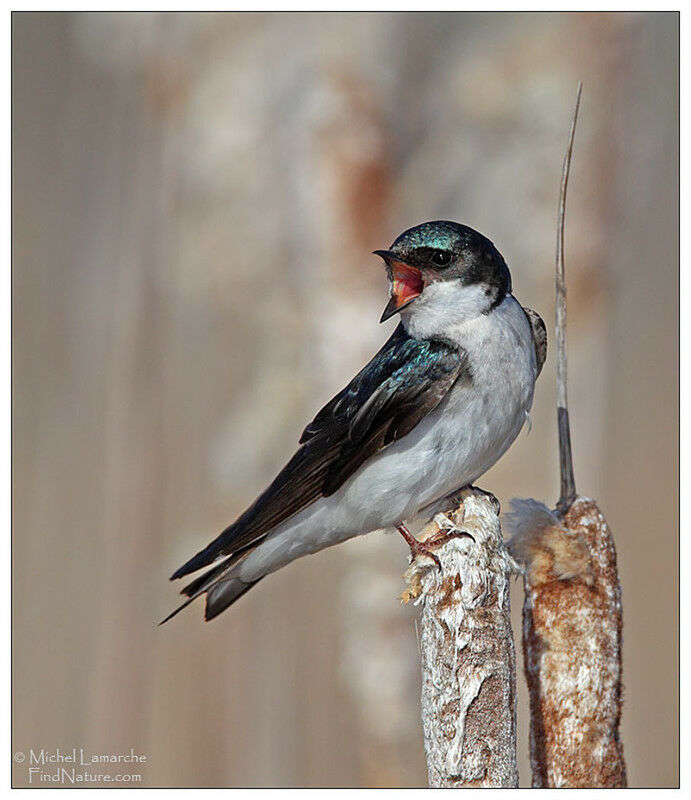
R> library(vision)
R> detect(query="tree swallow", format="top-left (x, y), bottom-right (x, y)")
top-left (164, 220), bottom-right (546, 622)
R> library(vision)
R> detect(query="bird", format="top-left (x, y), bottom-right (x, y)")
top-left (163, 220), bottom-right (546, 623)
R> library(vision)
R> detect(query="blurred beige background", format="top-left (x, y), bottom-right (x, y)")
top-left (12, 11), bottom-right (678, 788)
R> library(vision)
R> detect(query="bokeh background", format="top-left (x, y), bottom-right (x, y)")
top-left (12, 11), bottom-right (678, 788)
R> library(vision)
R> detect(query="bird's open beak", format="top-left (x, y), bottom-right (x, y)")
top-left (374, 250), bottom-right (424, 323)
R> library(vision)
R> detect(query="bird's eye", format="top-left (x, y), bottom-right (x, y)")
top-left (431, 250), bottom-right (452, 268)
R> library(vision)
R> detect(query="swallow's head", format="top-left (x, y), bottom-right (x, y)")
top-left (374, 221), bottom-right (512, 324)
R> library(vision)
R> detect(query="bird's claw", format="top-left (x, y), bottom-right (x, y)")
top-left (397, 522), bottom-right (474, 571)
top-left (424, 527), bottom-right (475, 552)
top-left (397, 523), bottom-right (442, 569)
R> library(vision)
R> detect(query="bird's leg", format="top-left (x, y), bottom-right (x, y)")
top-left (396, 523), bottom-right (442, 570)
top-left (403, 510), bottom-right (476, 560)
top-left (398, 504), bottom-right (476, 570)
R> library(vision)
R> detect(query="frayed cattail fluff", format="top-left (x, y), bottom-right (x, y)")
top-left (504, 498), bottom-right (593, 587)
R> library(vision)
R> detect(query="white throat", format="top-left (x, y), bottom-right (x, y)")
top-left (400, 280), bottom-right (501, 340)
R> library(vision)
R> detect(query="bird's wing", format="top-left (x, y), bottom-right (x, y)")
top-left (523, 306), bottom-right (547, 377)
top-left (171, 324), bottom-right (468, 580)
top-left (298, 323), bottom-right (411, 443)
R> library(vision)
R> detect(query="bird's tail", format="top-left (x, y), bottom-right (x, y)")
top-left (161, 549), bottom-right (264, 624)
top-left (170, 519), bottom-right (251, 580)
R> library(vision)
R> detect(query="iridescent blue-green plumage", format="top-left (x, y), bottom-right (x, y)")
top-left (392, 219), bottom-right (466, 252)
top-left (301, 324), bottom-right (464, 444)
top-left (388, 220), bottom-right (512, 300)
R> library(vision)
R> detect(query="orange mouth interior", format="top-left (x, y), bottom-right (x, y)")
top-left (390, 260), bottom-right (424, 308)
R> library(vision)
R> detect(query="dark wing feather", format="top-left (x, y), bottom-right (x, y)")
top-left (523, 306), bottom-right (547, 377)
top-left (322, 351), bottom-right (465, 494)
top-left (299, 324), bottom-right (411, 443)
top-left (171, 324), bottom-right (467, 580)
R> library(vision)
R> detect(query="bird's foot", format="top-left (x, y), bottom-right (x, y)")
top-left (425, 514), bottom-right (475, 550)
top-left (397, 523), bottom-right (442, 570)
top-left (397, 522), bottom-right (475, 571)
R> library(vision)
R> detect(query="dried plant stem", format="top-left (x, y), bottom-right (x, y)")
top-left (556, 81), bottom-right (581, 515)
top-left (403, 487), bottom-right (518, 788)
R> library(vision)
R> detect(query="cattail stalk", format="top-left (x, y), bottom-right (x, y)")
top-left (507, 83), bottom-right (627, 787)
top-left (403, 487), bottom-right (518, 788)
top-left (507, 498), bottom-right (626, 787)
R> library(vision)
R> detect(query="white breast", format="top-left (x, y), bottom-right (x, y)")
top-left (424, 294), bottom-right (538, 496)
